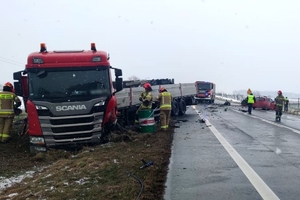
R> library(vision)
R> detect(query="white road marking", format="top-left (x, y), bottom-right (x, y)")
top-left (192, 106), bottom-right (280, 200)
top-left (231, 109), bottom-right (300, 135)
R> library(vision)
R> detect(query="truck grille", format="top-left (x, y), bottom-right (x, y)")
top-left (52, 125), bottom-right (94, 133)
top-left (50, 116), bottom-right (94, 125)
top-left (39, 112), bottom-right (103, 146)
top-left (53, 132), bottom-right (93, 140)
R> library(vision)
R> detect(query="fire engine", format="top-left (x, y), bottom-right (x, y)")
top-left (195, 81), bottom-right (216, 103)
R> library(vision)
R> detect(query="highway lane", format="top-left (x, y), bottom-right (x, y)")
top-left (164, 106), bottom-right (262, 200)
top-left (164, 103), bottom-right (300, 200)
top-left (236, 106), bottom-right (300, 131)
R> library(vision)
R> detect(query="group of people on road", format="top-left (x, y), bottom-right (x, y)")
top-left (135, 82), bottom-right (173, 131)
top-left (0, 82), bottom-right (22, 143)
top-left (246, 89), bottom-right (289, 121)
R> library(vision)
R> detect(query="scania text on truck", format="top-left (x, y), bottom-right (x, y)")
top-left (195, 81), bottom-right (216, 103)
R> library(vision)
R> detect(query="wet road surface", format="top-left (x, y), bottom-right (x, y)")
top-left (164, 103), bottom-right (300, 200)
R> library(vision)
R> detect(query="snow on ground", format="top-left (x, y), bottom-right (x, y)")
top-left (0, 171), bottom-right (35, 190)
top-left (215, 95), bottom-right (241, 103)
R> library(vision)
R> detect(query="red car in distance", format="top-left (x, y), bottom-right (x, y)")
top-left (253, 96), bottom-right (275, 110)
top-left (268, 98), bottom-right (276, 110)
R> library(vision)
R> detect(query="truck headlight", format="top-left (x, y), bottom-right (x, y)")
top-left (30, 136), bottom-right (45, 145)
top-left (94, 101), bottom-right (105, 107)
top-left (35, 105), bottom-right (48, 110)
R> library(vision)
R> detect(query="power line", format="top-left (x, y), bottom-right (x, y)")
top-left (0, 58), bottom-right (23, 67)
top-left (0, 56), bottom-right (24, 65)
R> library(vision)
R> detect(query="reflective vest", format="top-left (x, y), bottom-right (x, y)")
top-left (157, 92), bottom-right (172, 110)
top-left (247, 95), bottom-right (254, 104)
top-left (0, 92), bottom-right (15, 116)
top-left (285, 97), bottom-right (289, 105)
top-left (140, 91), bottom-right (153, 109)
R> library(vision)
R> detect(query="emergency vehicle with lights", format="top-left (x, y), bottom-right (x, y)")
top-left (195, 81), bottom-right (216, 103)
top-left (13, 43), bottom-right (197, 153)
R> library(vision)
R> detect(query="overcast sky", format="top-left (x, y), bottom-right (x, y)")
top-left (1, 0), bottom-right (300, 94)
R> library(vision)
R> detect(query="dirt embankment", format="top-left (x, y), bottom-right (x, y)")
top-left (0, 119), bottom-right (174, 200)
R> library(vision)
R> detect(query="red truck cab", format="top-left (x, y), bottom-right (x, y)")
top-left (194, 81), bottom-right (216, 103)
top-left (13, 43), bottom-right (123, 153)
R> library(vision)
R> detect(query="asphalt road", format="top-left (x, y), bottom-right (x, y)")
top-left (164, 102), bottom-right (300, 200)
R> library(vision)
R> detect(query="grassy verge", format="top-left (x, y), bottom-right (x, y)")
top-left (0, 122), bottom-right (174, 200)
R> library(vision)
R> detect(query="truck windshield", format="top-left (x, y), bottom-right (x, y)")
top-left (197, 83), bottom-right (212, 91)
top-left (28, 67), bottom-right (111, 102)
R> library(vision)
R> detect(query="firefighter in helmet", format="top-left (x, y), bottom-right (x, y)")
top-left (275, 90), bottom-right (285, 121)
top-left (135, 83), bottom-right (153, 124)
top-left (0, 82), bottom-right (21, 143)
top-left (156, 87), bottom-right (172, 131)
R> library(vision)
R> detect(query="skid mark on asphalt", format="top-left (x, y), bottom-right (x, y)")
top-left (231, 108), bottom-right (300, 135)
top-left (192, 106), bottom-right (280, 200)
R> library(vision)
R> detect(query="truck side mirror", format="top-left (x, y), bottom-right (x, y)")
top-left (13, 71), bottom-right (24, 96)
top-left (115, 77), bottom-right (123, 92)
top-left (115, 69), bottom-right (122, 77)
top-left (13, 82), bottom-right (23, 96)
top-left (13, 71), bottom-right (22, 80)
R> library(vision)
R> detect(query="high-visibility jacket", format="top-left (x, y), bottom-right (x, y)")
top-left (0, 91), bottom-right (21, 117)
top-left (275, 95), bottom-right (285, 106)
top-left (285, 97), bottom-right (289, 102)
top-left (247, 95), bottom-right (255, 104)
top-left (156, 91), bottom-right (172, 110)
top-left (139, 91), bottom-right (153, 109)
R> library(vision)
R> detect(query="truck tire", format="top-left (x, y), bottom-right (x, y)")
top-left (171, 100), bottom-right (180, 116)
top-left (179, 99), bottom-right (187, 116)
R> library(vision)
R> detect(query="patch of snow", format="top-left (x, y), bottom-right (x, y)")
top-left (216, 95), bottom-right (241, 103)
top-left (43, 174), bottom-right (52, 178)
top-left (0, 171), bottom-right (35, 190)
top-left (45, 186), bottom-right (54, 192)
top-left (7, 193), bottom-right (18, 197)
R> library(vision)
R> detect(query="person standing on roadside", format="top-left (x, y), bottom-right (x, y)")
top-left (246, 93), bottom-right (256, 114)
top-left (284, 97), bottom-right (289, 112)
top-left (156, 87), bottom-right (172, 131)
top-left (135, 83), bottom-right (153, 124)
top-left (275, 90), bottom-right (285, 121)
top-left (0, 82), bottom-right (21, 143)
